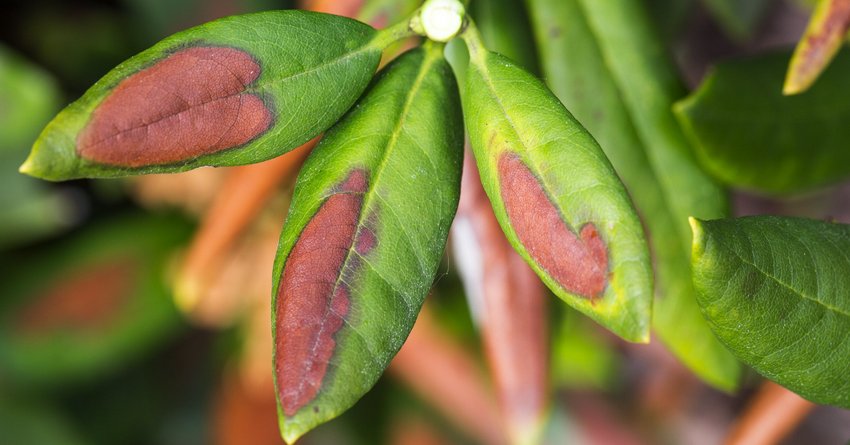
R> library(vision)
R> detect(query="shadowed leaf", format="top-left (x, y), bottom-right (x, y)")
top-left (676, 50), bottom-right (850, 195)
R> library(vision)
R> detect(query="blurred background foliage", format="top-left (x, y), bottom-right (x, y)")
top-left (1, 0), bottom-right (850, 444)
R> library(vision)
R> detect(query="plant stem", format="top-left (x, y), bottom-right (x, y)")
top-left (724, 381), bottom-right (816, 445)
top-left (371, 16), bottom-right (418, 50)
top-left (175, 140), bottom-right (315, 313)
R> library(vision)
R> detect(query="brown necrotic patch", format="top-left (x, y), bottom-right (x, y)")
top-left (77, 46), bottom-right (273, 167)
top-left (15, 257), bottom-right (138, 335)
top-left (275, 169), bottom-right (374, 416)
top-left (498, 153), bottom-right (608, 298)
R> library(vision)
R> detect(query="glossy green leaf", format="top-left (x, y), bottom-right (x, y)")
top-left (526, 0), bottom-right (740, 389)
top-left (676, 50), bottom-right (850, 195)
top-left (701, 0), bottom-right (770, 40)
top-left (22, 10), bottom-right (410, 181)
top-left (271, 44), bottom-right (463, 443)
top-left (0, 213), bottom-right (191, 388)
top-left (784, 0), bottom-right (850, 95)
top-left (691, 216), bottom-right (850, 408)
top-left (0, 45), bottom-right (69, 247)
top-left (460, 28), bottom-right (652, 343)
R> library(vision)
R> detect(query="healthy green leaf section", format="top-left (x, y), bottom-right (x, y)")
top-left (22, 10), bottom-right (391, 181)
top-left (272, 45), bottom-right (463, 443)
top-left (677, 50), bottom-right (850, 195)
top-left (691, 216), bottom-right (850, 408)
top-left (460, 31), bottom-right (652, 343)
top-left (527, 0), bottom-right (740, 389)
top-left (0, 213), bottom-right (191, 389)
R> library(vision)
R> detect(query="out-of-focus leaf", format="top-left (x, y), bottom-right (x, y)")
top-left (22, 11), bottom-right (410, 181)
top-left (526, 0), bottom-right (740, 389)
top-left (0, 45), bottom-right (68, 247)
top-left (0, 214), bottom-right (192, 388)
top-left (550, 309), bottom-right (619, 391)
top-left (470, 0), bottom-right (539, 73)
top-left (644, 0), bottom-right (697, 41)
top-left (691, 216), bottom-right (850, 408)
top-left (272, 45), bottom-right (463, 443)
top-left (701, 0), bottom-right (771, 40)
top-left (676, 50), bottom-right (850, 195)
top-left (460, 28), bottom-right (653, 343)
top-left (784, 0), bottom-right (850, 95)
top-left (0, 398), bottom-right (86, 445)
top-left (359, 0), bottom-right (421, 27)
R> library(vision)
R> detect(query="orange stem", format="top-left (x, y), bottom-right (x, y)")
top-left (176, 140), bottom-right (315, 310)
top-left (454, 151), bottom-right (549, 445)
top-left (389, 306), bottom-right (506, 445)
top-left (724, 381), bottom-right (816, 445)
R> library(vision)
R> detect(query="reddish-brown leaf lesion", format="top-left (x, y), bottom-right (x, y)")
top-left (78, 46), bottom-right (273, 167)
top-left (497, 152), bottom-right (609, 299)
top-left (275, 169), bottom-right (374, 416)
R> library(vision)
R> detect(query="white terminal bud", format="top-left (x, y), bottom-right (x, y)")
top-left (419, 0), bottom-right (465, 42)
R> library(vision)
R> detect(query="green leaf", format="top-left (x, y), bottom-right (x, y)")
top-left (469, 0), bottom-right (539, 73)
top-left (0, 213), bottom-right (192, 388)
top-left (691, 216), bottom-right (850, 408)
top-left (526, 0), bottom-right (740, 389)
top-left (701, 0), bottom-right (770, 41)
top-left (784, 0), bottom-right (850, 95)
top-left (676, 50), bottom-right (850, 195)
top-left (271, 44), bottom-right (463, 443)
top-left (22, 10), bottom-right (409, 181)
top-left (459, 28), bottom-right (652, 343)
top-left (0, 45), bottom-right (68, 247)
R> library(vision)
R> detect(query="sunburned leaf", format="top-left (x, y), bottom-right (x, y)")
top-left (21, 10), bottom-right (412, 181)
top-left (459, 27), bottom-right (653, 343)
top-left (527, 0), bottom-right (739, 389)
top-left (691, 216), bottom-right (850, 408)
top-left (784, 0), bottom-right (850, 95)
top-left (676, 50), bottom-right (850, 195)
top-left (272, 44), bottom-right (463, 442)
top-left (0, 214), bottom-right (192, 388)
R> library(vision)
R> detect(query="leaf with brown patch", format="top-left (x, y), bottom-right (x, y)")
top-left (77, 46), bottom-right (272, 167)
top-left (271, 44), bottom-right (462, 442)
top-left (459, 28), bottom-right (652, 342)
top-left (22, 10), bottom-right (412, 180)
